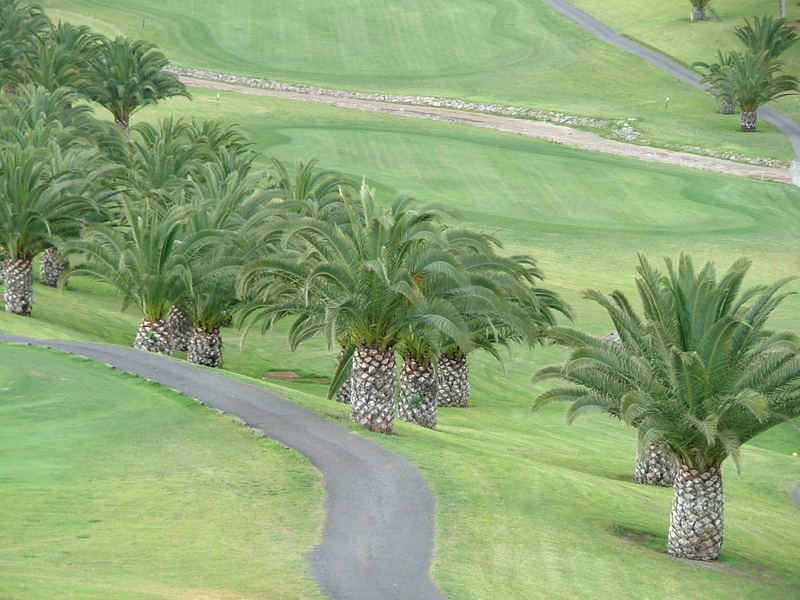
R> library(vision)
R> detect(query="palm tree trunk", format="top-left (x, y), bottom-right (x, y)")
top-left (39, 248), bottom-right (68, 287)
top-left (436, 352), bottom-right (470, 407)
top-left (115, 115), bottom-right (131, 141)
top-left (187, 327), bottom-right (223, 368)
top-left (690, 6), bottom-right (707, 21)
top-left (167, 305), bottom-right (192, 352)
top-left (134, 318), bottom-right (172, 355)
top-left (717, 99), bottom-right (736, 115)
top-left (668, 463), bottom-right (724, 560)
top-left (3, 257), bottom-right (33, 316)
top-left (741, 110), bottom-right (758, 132)
top-left (335, 347), bottom-right (353, 404)
top-left (397, 356), bottom-right (437, 429)
top-left (635, 442), bottom-right (677, 486)
top-left (350, 344), bottom-right (396, 434)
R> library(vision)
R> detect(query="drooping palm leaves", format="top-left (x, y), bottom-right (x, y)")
top-left (734, 15), bottom-right (797, 63)
top-left (62, 198), bottom-right (217, 354)
top-left (534, 254), bottom-right (800, 560)
top-left (86, 36), bottom-right (189, 139)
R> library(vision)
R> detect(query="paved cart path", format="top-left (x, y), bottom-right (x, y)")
top-left (0, 335), bottom-right (444, 600)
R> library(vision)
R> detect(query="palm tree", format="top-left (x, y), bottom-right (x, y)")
top-left (0, 142), bottom-right (98, 315)
top-left (689, 0), bottom-right (711, 22)
top-left (240, 183), bottom-right (473, 434)
top-left (437, 242), bottom-right (571, 408)
top-left (63, 198), bottom-right (215, 354)
top-left (0, 0), bottom-right (50, 90)
top-left (692, 51), bottom-right (738, 115)
top-left (535, 254), bottom-right (800, 561)
top-left (734, 15), bottom-right (797, 63)
top-left (595, 330), bottom-right (677, 486)
top-left (86, 36), bottom-right (189, 140)
top-left (716, 50), bottom-right (798, 132)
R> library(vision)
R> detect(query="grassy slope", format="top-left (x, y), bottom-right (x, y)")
top-left (2, 90), bottom-right (799, 598)
top-left (569, 0), bottom-right (800, 121)
top-left (0, 344), bottom-right (324, 600)
top-left (40, 0), bottom-right (792, 161)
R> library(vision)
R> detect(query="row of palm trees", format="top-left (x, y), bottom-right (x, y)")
top-left (693, 16), bottom-right (798, 132)
top-left (0, 79), bottom-right (570, 434)
top-left (0, 0), bottom-right (188, 138)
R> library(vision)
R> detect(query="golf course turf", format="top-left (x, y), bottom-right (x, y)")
top-left (40, 0), bottom-right (794, 160)
top-left (2, 84), bottom-right (799, 597)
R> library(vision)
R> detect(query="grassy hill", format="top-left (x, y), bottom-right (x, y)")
top-left (569, 0), bottom-right (800, 122)
top-left (2, 89), bottom-right (799, 598)
top-left (40, 0), bottom-right (793, 160)
top-left (0, 343), bottom-right (324, 599)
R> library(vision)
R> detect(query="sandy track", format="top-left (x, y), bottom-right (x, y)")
top-left (180, 75), bottom-right (792, 185)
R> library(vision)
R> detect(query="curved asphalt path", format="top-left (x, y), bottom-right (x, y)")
top-left (0, 334), bottom-right (444, 600)
top-left (541, 0), bottom-right (800, 172)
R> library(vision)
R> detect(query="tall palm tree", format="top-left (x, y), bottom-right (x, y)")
top-left (62, 198), bottom-right (215, 354)
top-left (240, 183), bottom-right (472, 434)
top-left (86, 36), bottom-right (189, 140)
top-left (0, 142), bottom-right (98, 315)
top-left (535, 254), bottom-right (800, 561)
top-left (716, 50), bottom-right (798, 132)
top-left (734, 15), bottom-right (797, 63)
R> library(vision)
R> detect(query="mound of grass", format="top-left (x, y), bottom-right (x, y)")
top-left (41, 0), bottom-right (792, 159)
top-left (2, 90), bottom-right (798, 598)
top-left (0, 343), bottom-right (323, 600)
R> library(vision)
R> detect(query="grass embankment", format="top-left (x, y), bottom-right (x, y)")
top-left (2, 91), bottom-right (799, 598)
top-left (0, 344), bottom-right (324, 600)
top-left (569, 0), bottom-right (800, 122)
top-left (40, 0), bottom-right (792, 161)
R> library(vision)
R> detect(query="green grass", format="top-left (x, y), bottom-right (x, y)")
top-left (0, 343), bottom-right (324, 600)
top-left (2, 89), bottom-right (799, 598)
top-left (40, 0), bottom-right (794, 160)
top-left (569, 0), bottom-right (800, 122)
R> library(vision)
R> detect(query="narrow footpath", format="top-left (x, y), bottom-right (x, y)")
top-left (0, 335), bottom-right (444, 600)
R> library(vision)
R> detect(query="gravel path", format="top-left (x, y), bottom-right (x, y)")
top-left (540, 0), bottom-right (800, 173)
top-left (0, 335), bottom-right (444, 600)
top-left (179, 74), bottom-right (791, 184)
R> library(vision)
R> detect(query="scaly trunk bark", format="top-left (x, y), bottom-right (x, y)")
top-left (134, 318), bottom-right (172, 355)
top-left (741, 110), bottom-right (758, 132)
top-left (717, 98), bottom-right (736, 115)
top-left (115, 115), bottom-right (131, 142)
top-left (397, 356), bottom-right (437, 429)
top-left (350, 344), bottom-right (396, 434)
top-left (167, 305), bottom-right (192, 352)
top-left (187, 327), bottom-right (223, 368)
top-left (39, 248), bottom-right (68, 287)
top-left (635, 442), bottom-right (677, 487)
top-left (668, 463), bottom-right (724, 560)
top-left (3, 257), bottom-right (33, 316)
top-left (690, 6), bottom-right (707, 21)
top-left (335, 347), bottom-right (353, 404)
top-left (436, 352), bottom-right (470, 407)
